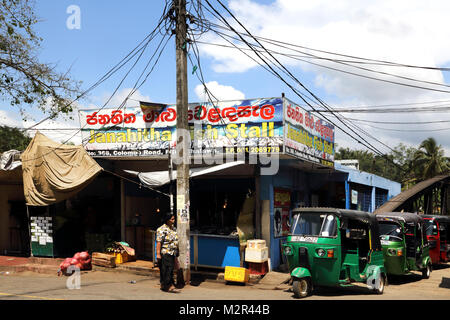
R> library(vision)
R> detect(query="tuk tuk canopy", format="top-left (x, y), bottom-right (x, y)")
top-left (375, 211), bottom-right (423, 225)
top-left (422, 215), bottom-right (450, 224)
top-left (292, 207), bottom-right (378, 226)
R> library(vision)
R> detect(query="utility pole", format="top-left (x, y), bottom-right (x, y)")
top-left (175, 0), bottom-right (190, 284)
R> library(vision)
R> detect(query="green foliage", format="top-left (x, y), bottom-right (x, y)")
top-left (335, 138), bottom-right (449, 188)
top-left (413, 137), bottom-right (449, 181)
top-left (0, 0), bottom-right (82, 120)
top-left (0, 125), bottom-right (31, 152)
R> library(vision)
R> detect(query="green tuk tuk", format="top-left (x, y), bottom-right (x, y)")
top-left (376, 212), bottom-right (432, 279)
top-left (283, 208), bottom-right (386, 298)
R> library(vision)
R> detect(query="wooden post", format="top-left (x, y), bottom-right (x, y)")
top-left (175, 0), bottom-right (190, 285)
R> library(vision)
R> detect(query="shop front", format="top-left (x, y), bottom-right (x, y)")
top-left (78, 96), bottom-right (337, 270)
top-left (117, 160), bottom-right (256, 268)
top-left (0, 150), bottom-right (29, 256)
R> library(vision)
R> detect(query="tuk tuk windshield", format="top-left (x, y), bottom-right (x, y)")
top-left (379, 222), bottom-right (403, 242)
top-left (291, 213), bottom-right (337, 237)
top-left (424, 220), bottom-right (438, 236)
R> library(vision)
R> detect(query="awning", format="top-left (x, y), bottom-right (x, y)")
top-left (124, 160), bottom-right (246, 187)
top-left (21, 132), bottom-right (103, 206)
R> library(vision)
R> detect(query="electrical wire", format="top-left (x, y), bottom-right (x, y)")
top-left (348, 122), bottom-right (450, 132)
top-left (203, 0), bottom-right (388, 157)
top-left (103, 168), bottom-right (171, 197)
top-left (79, 33), bottom-right (173, 147)
top-left (342, 117), bottom-right (450, 125)
top-left (202, 1), bottom-right (421, 174)
top-left (23, 16), bottom-right (170, 132)
top-left (187, 29), bottom-right (237, 149)
top-left (195, 34), bottom-right (450, 94)
top-left (313, 105), bottom-right (450, 113)
top-left (20, 6), bottom-right (173, 163)
top-left (202, 19), bottom-right (450, 72)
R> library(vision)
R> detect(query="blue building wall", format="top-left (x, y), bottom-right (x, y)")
top-left (334, 162), bottom-right (401, 212)
top-left (260, 161), bottom-right (401, 271)
top-left (260, 161), bottom-right (340, 270)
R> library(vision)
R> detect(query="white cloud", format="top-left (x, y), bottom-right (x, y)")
top-left (203, 0), bottom-right (450, 101)
top-left (25, 118), bottom-right (82, 146)
top-left (194, 81), bottom-right (245, 102)
top-left (0, 110), bottom-right (23, 128)
top-left (93, 88), bottom-right (152, 110)
top-left (108, 88), bottom-right (152, 109)
top-left (0, 89), bottom-right (154, 146)
top-left (199, 0), bottom-right (450, 155)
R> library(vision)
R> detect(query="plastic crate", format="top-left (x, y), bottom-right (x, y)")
top-left (224, 266), bottom-right (250, 283)
top-left (248, 261), bottom-right (269, 275)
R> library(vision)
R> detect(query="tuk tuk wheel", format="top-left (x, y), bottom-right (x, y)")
top-left (293, 277), bottom-right (311, 299)
top-left (422, 263), bottom-right (431, 279)
top-left (373, 274), bottom-right (386, 295)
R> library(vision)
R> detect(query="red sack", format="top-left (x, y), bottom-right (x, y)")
top-left (80, 251), bottom-right (89, 260)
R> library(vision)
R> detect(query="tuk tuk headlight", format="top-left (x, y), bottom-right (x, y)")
top-left (387, 248), bottom-right (397, 256)
top-left (387, 248), bottom-right (403, 256)
top-left (317, 248), bottom-right (326, 257)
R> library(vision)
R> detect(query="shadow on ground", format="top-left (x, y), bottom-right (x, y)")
top-left (439, 277), bottom-right (450, 289)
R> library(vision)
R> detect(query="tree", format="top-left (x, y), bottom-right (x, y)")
top-left (0, 0), bottom-right (82, 119)
top-left (413, 137), bottom-right (449, 181)
top-left (0, 125), bottom-right (31, 152)
top-left (389, 143), bottom-right (419, 187)
top-left (335, 144), bottom-right (417, 185)
top-left (335, 147), bottom-right (394, 179)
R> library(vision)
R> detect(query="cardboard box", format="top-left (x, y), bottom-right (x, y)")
top-left (224, 266), bottom-right (249, 283)
top-left (92, 252), bottom-right (116, 268)
top-left (245, 247), bottom-right (269, 263)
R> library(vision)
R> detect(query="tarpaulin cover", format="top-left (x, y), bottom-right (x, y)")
top-left (0, 149), bottom-right (22, 183)
top-left (21, 132), bottom-right (103, 206)
top-left (0, 149), bottom-right (22, 171)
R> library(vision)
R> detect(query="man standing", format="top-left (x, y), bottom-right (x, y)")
top-left (156, 212), bottom-right (180, 293)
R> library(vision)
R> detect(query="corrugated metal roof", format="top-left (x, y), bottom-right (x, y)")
top-left (374, 174), bottom-right (450, 214)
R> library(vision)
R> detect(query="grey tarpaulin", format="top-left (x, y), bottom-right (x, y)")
top-left (0, 149), bottom-right (22, 171)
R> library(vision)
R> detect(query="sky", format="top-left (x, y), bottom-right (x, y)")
top-left (1, 0), bottom-right (450, 156)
